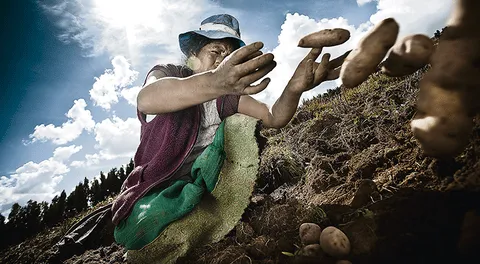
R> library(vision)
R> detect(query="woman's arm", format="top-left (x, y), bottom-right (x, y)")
top-left (238, 48), bottom-right (342, 129)
top-left (137, 42), bottom-right (276, 115)
top-left (137, 70), bottom-right (222, 114)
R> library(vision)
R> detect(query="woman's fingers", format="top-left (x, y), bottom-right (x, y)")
top-left (242, 50), bottom-right (263, 63)
top-left (303, 48), bottom-right (323, 63)
top-left (237, 53), bottom-right (275, 76)
top-left (228, 42), bottom-right (265, 65)
top-left (313, 53), bottom-right (331, 84)
top-left (326, 67), bottom-right (341, 80)
top-left (305, 59), bottom-right (315, 84)
top-left (238, 60), bottom-right (277, 85)
top-left (327, 50), bottom-right (351, 70)
top-left (243, 78), bottom-right (272, 95)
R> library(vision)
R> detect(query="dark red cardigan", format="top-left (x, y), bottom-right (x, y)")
top-left (111, 64), bottom-right (240, 225)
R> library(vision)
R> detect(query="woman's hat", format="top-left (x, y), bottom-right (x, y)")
top-left (179, 14), bottom-right (246, 56)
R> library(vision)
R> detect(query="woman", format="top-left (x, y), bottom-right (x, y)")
top-left (111, 14), bottom-right (338, 254)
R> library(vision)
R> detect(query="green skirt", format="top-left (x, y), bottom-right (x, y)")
top-left (125, 114), bottom-right (261, 264)
top-left (114, 121), bottom-right (226, 250)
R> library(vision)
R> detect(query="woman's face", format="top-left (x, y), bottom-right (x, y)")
top-left (189, 39), bottom-right (235, 73)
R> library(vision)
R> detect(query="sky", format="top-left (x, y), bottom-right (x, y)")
top-left (0, 0), bottom-right (453, 216)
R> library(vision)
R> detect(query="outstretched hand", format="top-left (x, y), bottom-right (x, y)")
top-left (212, 41), bottom-right (277, 95)
top-left (288, 48), bottom-right (350, 94)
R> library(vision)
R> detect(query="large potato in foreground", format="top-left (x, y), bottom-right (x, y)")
top-left (319, 226), bottom-right (351, 257)
top-left (298, 28), bottom-right (350, 48)
top-left (382, 34), bottom-right (435, 77)
top-left (410, 0), bottom-right (480, 157)
top-left (411, 76), bottom-right (473, 157)
top-left (299, 223), bottom-right (322, 245)
top-left (340, 18), bottom-right (399, 88)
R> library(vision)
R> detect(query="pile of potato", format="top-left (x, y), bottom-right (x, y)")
top-left (297, 223), bottom-right (352, 263)
top-left (298, 0), bottom-right (480, 158)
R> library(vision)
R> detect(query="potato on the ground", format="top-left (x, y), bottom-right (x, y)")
top-left (298, 244), bottom-right (323, 257)
top-left (299, 223), bottom-right (322, 245)
top-left (336, 260), bottom-right (353, 264)
top-left (340, 18), bottom-right (399, 88)
top-left (410, 0), bottom-right (480, 157)
top-left (298, 28), bottom-right (350, 48)
top-left (382, 34), bottom-right (435, 77)
top-left (319, 226), bottom-right (351, 257)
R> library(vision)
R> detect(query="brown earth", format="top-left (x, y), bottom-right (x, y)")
top-left (1, 66), bottom-right (479, 264)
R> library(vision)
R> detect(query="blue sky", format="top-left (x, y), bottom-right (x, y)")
top-left (0, 0), bottom-right (452, 216)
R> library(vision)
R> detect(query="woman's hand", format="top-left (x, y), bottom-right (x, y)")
top-left (287, 48), bottom-right (350, 94)
top-left (211, 42), bottom-right (277, 95)
top-left (287, 48), bottom-right (330, 94)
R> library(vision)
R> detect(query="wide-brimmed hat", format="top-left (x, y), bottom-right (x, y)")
top-left (179, 14), bottom-right (246, 56)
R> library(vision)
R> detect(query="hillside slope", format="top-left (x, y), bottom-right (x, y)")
top-left (1, 66), bottom-right (479, 264)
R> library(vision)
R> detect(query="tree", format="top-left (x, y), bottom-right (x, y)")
top-left (25, 200), bottom-right (41, 236)
top-left (7, 203), bottom-right (27, 245)
top-left (89, 178), bottom-right (102, 206)
top-left (8, 203), bottom-right (22, 229)
top-left (65, 191), bottom-right (76, 217)
top-left (99, 171), bottom-right (107, 201)
top-left (126, 159), bottom-right (134, 177)
top-left (106, 168), bottom-right (119, 196)
top-left (118, 166), bottom-right (127, 184)
top-left (83, 177), bottom-right (91, 207)
top-left (74, 183), bottom-right (88, 213)
top-left (0, 213), bottom-right (6, 249)
top-left (58, 190), bottom-right (67, 220)
top-left (39, 201), bottom-right (49, 228)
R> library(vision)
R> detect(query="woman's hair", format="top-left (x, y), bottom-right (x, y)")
top-left (182, 34), bottom-right (241, 65)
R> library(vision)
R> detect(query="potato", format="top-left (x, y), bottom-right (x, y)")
top-left (336, 260), bottom-right (353, 264)
top-left (298, 244), bottom-right (323, 257)
top-left (298, 28), bottom-right (350, 48)
top-left (340, 18), bottom-right (399, 88)
top-left (382, 34), bottom-right (435, 77)
top-left (299, 223), bottom-right (322, 245)
top-left (319, 226), bottom-right (351, 257)
top-left (411, 77), bottom-right (473, 157)
top-left (410, 0), bottom-right (480, 157)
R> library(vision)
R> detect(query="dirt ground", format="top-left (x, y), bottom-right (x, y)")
top-left (1, 67), bottom-right (479, 264)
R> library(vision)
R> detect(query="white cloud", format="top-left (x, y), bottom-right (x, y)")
top-left (93, 117), bottom-right (140, 158)
top-left (255, 0), bottom-right (451, 106)
top-left (89, 56), bottom-right (139, 110)
top-left (29, 99), bottom-right (95, 145)
top-left (254, 13), bottom-right (372, 106)
top-left (70, 160), bottom-right (85, 168)
top-left (120, 86), bottom-right (142, 107)
top-left (0, 157), bottom-right (69, 213)
top-left (39, 0), bottom-right (221, 66)
top-left (70, 116), bottom-right (140, 168)
top-left (53, 145), bottom-right (83, 161)
top-left (357, 0), bottom-right (375, 6)
top-left (369, 0), bottom-right (452, 41)
top-left (70, 153), bottom-right (103, 167)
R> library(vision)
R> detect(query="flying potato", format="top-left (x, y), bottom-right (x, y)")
top-left (298, 28), bottom-right (350, 48)
top-left (382, 34), bottom-right (435, 77)
top-left (340, 18), bottom-right (399, 88)
top-left (410, 0), bottom-right (480, 157)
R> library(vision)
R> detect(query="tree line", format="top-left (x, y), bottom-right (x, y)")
top-left (0, 159), bottom-right (134, 251)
